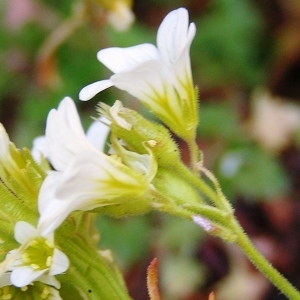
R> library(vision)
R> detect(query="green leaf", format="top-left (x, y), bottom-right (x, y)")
top-left (217, 145), bottom-right (289, 199)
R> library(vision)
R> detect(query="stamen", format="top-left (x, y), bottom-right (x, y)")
top-left (30, 240), bottom-right (38, 246)
top-left (40, 287), bottom-right (50, 299)
top-left (45, 240), bottom-right (53, 248)
top-left (22, 253), bottom-right (31, 263)
top-left (46, 256), bottom-right (52, 267)
top-left (2, 293), bottom-right (12, 300)
top-left (30, 263), bottom-right (40, 270)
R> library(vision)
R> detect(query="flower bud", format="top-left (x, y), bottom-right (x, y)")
top-left (98, 101), bottom-right (181, 168)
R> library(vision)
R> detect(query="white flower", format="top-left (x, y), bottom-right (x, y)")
top-left (0, 273), bottom-right (63, 299)
top-left (79, 8), bottom-right (198, 140)
top-left (32, 97), bottom-right (110, 171)
top-left (37, 98), bottom-right (157, 236)
top-left (0, 221), bottom-right (69, 288)
top-left (38, 145), bottom-right (157, 235)
top-left (31, 135), bottom-right (48, 164)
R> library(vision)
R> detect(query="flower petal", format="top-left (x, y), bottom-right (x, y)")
top-left (111, 60), bottom-right (170, 102)
top-left (38, 274), bottom-right (61, 289)
top-left (10, 266), bottom-right (45, 287)
top-left (111, 60), bottom-right (183, 126)
top-left (86, 118), bottom-right (110, 151)
top-left (31, 136), bottom-right (47, 163)
top-left (97, 44), bottom-right (158, 73)
top-left (49, 249), bottom-right (69, 276)
top-left (14, 221), bottom-right (37, 244)
top-left (38, 198), bottom-right (73, 237)
top-left (79, 80), bottom-right (113, 101)
top-left (55, 150), bottom-right (149, 210)
top-left (57, 97), bottom-right (86, 137)
top-left (0, 124), bottom-right (10, 159)
top-left (157, 8), bottom-right (194, 64)
top-left (38, 172), bottom-right (74, 235)
top-left (46, 98), bottom-right (95, 171)
top-left (38, 172), bottom-right (61, 214)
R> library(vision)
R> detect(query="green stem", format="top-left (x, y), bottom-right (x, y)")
top-left (150, 188), bottom-right (231, 228)
top-left (174, 162), bottom-right (230, 211)
top-left (187, 138), bottom-right (199, 174)
top-left (232, 219), bottom-right (300, 299)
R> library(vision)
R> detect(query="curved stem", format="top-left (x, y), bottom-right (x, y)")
top-left (232, 219), bottom-right (300, 299)
top-left (174, 162), bottom-right (230, 211)
top-left (150, 188), bottom-right (231, 228)
top-left (187, 138), bottom-right (199, 174)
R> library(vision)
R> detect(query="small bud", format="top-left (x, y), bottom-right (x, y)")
top-left (98, 101), bottom-right (181, 168)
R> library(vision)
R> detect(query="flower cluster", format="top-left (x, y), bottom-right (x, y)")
top-left (0, 125), bottom-right (69, 298)
top-left (36, 8), bottom-right (202, 241)
top-left (0, 7), bottom-right (233, 299)
top-left (0, 5), bottom-right (299, 299)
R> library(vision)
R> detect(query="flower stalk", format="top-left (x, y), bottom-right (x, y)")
top-left (232, 219), bottom-right (300, 299)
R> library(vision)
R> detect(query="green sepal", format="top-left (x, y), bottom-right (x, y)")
top-left (92, 194), bottom-right (153, 217)
top-left (153, 167), bottom-right (203, 207)
top-left (98, 101), bottom-right (181, 169)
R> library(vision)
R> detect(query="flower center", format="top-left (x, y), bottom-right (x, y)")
top-left (21, 238), bottom-right (54, 271)
top-left (0, 282), bottom-right (57, 299)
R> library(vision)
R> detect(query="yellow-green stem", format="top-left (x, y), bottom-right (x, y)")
top-left (232, 219), bottom-right (300, 299)
top-left (187, 138), bottom-right (199, 174)
top-left (174, 162), bottom-right (230, 211)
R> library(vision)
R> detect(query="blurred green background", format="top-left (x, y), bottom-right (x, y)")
top-left (2, 0), bottom-right (300, 299)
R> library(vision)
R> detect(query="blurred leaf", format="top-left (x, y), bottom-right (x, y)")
top-left (193, 0), bottom-right (267, 87)
top-left (161, 255), bottom-right (205, 300)
top-left (217, 145), bottom-right (289, 199)
top-left (158, 215), bottom-right (203, 255)
top-left (96, 215), bottom-right (151, 268)
top-left (198, 102), bottom-right (241, 139)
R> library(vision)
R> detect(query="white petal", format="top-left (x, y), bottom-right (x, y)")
top-left (38, 173), bottom-right (73, 235)
top-left (110, 61), bottom-right (182, 119)
top-left (97, 44), bottom-right (158, 73)
top-left (38, 199), bottom-right (73, 237)
top-left (11, 266), bottom-right (45, 287)
top-left (157, 8), bottom-right (194, 64)
top-left (79, 80), bottom-right (113, 101)
top-left (111, 60), bottom-right (170, 101)
top-left (86, 118), bottom-right (110, 151)
top-left (14, 221), bottom-right (37, 244)
top-left (57, 97), bottom-right (86, 137)
top-left (38, 274), bottom-right (61, 289)
top-left (0, 124), bottom-right (10, 159)
top-left (49, 249), bottom-right (69, 276)
top-left (38, 172), bottom-right (61, 214)
top-left (46, 101), bottom-right (94, 171)
top-left (31, 136), bottom-right (47, 162)
top-left (55, 150), bottom-right (147, 209)
top-left (5, 250), bottom-right (22, 270)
